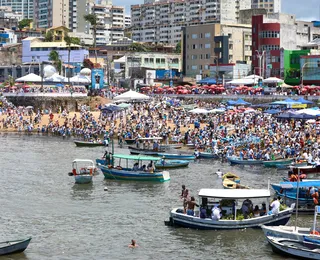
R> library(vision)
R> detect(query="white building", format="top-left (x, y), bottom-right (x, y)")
top-left (0, 28), bottom-right (17, 46)
top-left (251, 0), bottom-right (281, 13)
top-left (85, 1), bottom-right (125, 45)
top-left (124, 15), bottom-right (131, 28)
top-left (0, 0), bottom-right (33, 19)
top-left (131, 0), bottom-right (251, 45)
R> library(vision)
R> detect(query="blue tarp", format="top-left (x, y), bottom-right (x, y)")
top-left (272, 98), bottom-right (302, 105)
top-left (264, 109), bottom-right (282, 114)
top-left (296, 97), bottom-right (313, 104)
top-left (197, 77), bottom-right (217, 85)
top-left (100, 105), bottom-right (122, 112)
top-left (234, 98), bottom-right (251, 106)
top-left (227, 100), bottom-right (237, 105)
top-left (276, 112), bottom-right (316, 119)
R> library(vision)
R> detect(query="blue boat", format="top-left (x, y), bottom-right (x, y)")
top-left (271, 180), bottom-right (320, 205)
top-left (198, 152), bottom-right (220, 159)
top-left (157, 153), bottom-right (196, 160)
top-left (227, 156), bottom-right (264, 165)
top-left (97, 154), bottom-right (170, 182)
top-left (0, 237), bottom-right (32, 256)
top-left (155, 160), bottom-right (189, 169)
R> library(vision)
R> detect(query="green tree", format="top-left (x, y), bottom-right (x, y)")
top-left (128, 42), bottom-right (150, 52)
top-left (84, 13), bottom-right (97, 63)
top-left (4, 75), bottom-right (15, 88)
top-left (49, 50), bottom-right (62, 74)
top-left (65, 34), bottom-right (81, 85)
top-left (44, 30), bottom-right (53, 42)
top-left (175, 41), bottom-right (181, 54)
top-left (18, 19), bottom-right (32, 30)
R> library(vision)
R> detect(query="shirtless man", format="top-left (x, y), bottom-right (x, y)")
top-left (186, 196), bottom-right (199, 216)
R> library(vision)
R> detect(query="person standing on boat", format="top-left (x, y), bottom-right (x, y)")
top-left (308, 186), bottom-right (319, 205)
top-left (211, 204), bottom-right (221, 221)
top-left (186, 196), bottom-right (199, 216)
top-left (268, 197), bottom-right (280, 215)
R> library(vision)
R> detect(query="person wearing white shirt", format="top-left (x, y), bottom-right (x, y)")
top-left (211, 205), bottom-right (221, 221)
top-left (268, 197), bottom-right (280, 215)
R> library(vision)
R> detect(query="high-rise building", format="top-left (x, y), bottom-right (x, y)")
top-left (34, 0), bottom-right (69, 28)
top-left (69, 0), bottom-right (87, 33)
top-left (251, 0), bottom-right (281, 13)
top-left (124, 15), bottom-right (131, 28)
top-left (0, 0), bottom-right (33, 19)
top-left (131, 0), bottom-right (251, 45)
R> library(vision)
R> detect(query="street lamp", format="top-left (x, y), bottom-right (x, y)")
top-left (301, 61), bottom-right (319, 87)
top-left (255, 50), bottom-right (265, 78)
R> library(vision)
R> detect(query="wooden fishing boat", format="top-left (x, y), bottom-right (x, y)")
top-left (271, 180), bottom-right (320, 206)
top-left (266, 236), bottom-right (320, 260)
top-left (263, 159), bottom-right (294, 168)
top-left (157, 153), bottom-right (196, 160)
top-left (97, 154), bottom-right (170, 182)
top-left (155, 160), bottom-right (189, 169)
top-left (0, 237), bottom-right (32, 256)
top-left (70, 159), bottom-right (96, 184)
top-left (198, 152), bottom-right (220, 159)
top-left (159, 143), bottom-right (183, 150)
top-left (166, 189), bottom-right (294, 230)
top-left (74, 140), bottom-right (106, 147)
top-left (227, 156), bottom-right (263, 165)
top-left (124, 139), bottom-right (136, 145)
top-left (222, 179), bottom-right (249, 189)
top-left (222, 173), bottom-right (240, 183)
top-left (128, 146), bottom-right (165, 156)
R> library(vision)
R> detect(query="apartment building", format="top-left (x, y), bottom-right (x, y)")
top-left (251, 0), bottom-right (281, 13)
top-left (182, 23), bottom-right (252, 77)
top-left (131, 0), bottom-right (251, 45)
top-left (34, 0), bottom-right (69, 28)
top-left (252, 13), bottom-right (320, 78)
top-left (0, 0), bottom-right (34, 19)
top-left (124, 15), bottom-right (131, 28)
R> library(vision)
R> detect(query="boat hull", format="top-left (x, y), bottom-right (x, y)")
top-left (74, 141), bottom-right (105, 147)
top-left (124, 139), bottom-right (136, 145)
top-left (169, 208), bottom-right (293, 230)
top-left (266, 236), bottom-right (320, 260)
top-left (155, 160), bottom-right (189, 169)
top-left (263, 159), bottom-right (294, 168)
top-left (292, 166), bottom-right (320, 175)
top-left (198, 152), bottom-right (220, 159)
top-left (0, 238), bottom-right (32, 256)
top-left (75, 175), bottom-right (92, 184)
top-left (227, 157), bottom-right (263, 165)
top-left (261, 225), bottom-right (312, 241)
top-left (128, 146), bottom-right (164, 156)
top-left (272, 184), bottom-right (315, 205)
top-left (158, 153), bottom-right (196, 160)
top-left (159, 143), bottom-right (183, 150)
top-left (99, 165), bottom-right (170, 182)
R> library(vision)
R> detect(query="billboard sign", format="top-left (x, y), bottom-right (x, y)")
top-left (91, 68), bottom-right (104, 89)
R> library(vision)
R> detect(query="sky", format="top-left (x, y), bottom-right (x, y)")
top-left (115, 0), bottom-right (320, 21)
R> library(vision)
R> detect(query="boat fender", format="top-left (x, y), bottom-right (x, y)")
top-left (104, 187), bottom-right (108, 191)
top-left (310, 230), bottom-right (320, 235)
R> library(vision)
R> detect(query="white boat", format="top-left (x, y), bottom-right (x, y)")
top-left (266, 236), bottom-right (320, 259)
top-left (70, 159), bottom-right (96, 184)
top-left (261, 205), bottom-right (320, 242)
top-left (166, 189), bottom-right (294, 230)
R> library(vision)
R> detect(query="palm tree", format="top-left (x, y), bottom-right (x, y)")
top-left (84, 13), bottom-right (97, 64)
top-left (65, 34), bottom-right (80, 85)
top-left (49, 50), bottom-right (62, 74)
top-left (5, 75), bottom-right (15, 88)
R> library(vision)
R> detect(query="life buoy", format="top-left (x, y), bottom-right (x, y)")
top-left (310, 230), bottom-right (320, 235)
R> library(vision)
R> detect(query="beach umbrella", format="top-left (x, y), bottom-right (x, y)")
top-left (15, 73), bottom-right (42, 83)
top-left (188, 108), bottom-right (209, 114)
top-left (296, 97), bottom-right (313, 104)
top-left (234, 99), bottom-right (251, 106)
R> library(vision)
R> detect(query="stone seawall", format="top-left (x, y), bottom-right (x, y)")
top-left (6, 96), bottom-right (89, 112)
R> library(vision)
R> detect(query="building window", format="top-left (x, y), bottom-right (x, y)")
top-left (205, 43), bottom-right (211, 48)
top-left (192, 33), bottom-right (197, 39)
top-left (205, 54), bottom-right (210, 59)
top-left (156, 58), bottom-right (160, 63)
top-left (191, 55), bottom-right (197, 60)
top-left (192, 44), bottom-right (197, 49)
top-left (204, 65), bottom-right (209, 70)
top-left (205, 32), bottom-right (211, 38)
top-left (191, 65), bottom-right (197, 70)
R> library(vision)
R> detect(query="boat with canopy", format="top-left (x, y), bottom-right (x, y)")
top-left (97, 154), bottom-right (170, 182)
top-left (166, 188), bottom-right (294, 229)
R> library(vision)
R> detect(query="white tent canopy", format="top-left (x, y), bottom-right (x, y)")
top-left (44, 73), bottom-right (67, 83)
top-left (228, 78), bottom-right (259, 85)
top-left (244, 74), bottom-right (263, 80)
top-left (70, 75), bottom-right (91, 84)
top-left (15, 73), bottom-right (42, 82)
top-left (263, 77), bottom-right (284, 84)
top-left (188, 108), bottom-right (209, 114)
top-left (113, 90), bottom-right (150, 101)
top-left (296, 109), bottom-right (320, 116)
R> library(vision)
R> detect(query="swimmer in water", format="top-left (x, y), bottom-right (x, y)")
top-left (128, 239), bottom-right (138, 248)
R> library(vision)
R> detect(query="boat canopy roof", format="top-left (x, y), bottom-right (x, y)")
top-left (72, 159), bottom-right (95, 165)
top-left (278, 181), bottom-right (320, 189)
top-left (138, 137), bottom-right (163, 140)
top-left (198, 189), bottom-right (271, 199)
top-left (112, 153), bottom-right (160, 161)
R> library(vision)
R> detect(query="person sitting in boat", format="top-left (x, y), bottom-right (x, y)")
top-left (200, 206), bottom-right (207, 219)
top-left (268, 197), bottom-right (280, 215)
top-left (147, 161), bottom-right (154, 173)
top-left (241, 199), bottom-right (253, 219)
top-left (211, 204), bottom-right (221, 221)
top-left (153, 141), bottom-right (159, 151)
top-left (140, 165), bottom-right (147, 171)
top-left (186, 196), bottom-right (199, 216)
top-left (253, 205), bottom-right (260, 217)
top-left (260, 202), bottom-right (267, 216)
top-left (307, 186), bottom-right (319, 205)
top-left (239, 150), bottom-right (244, 160)
top-left (194, 149), bottom-right (200, 158)
top-left (160, 156), bottom-right (165, 166)
top-left (133, 162), bottom-right (139, 171)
